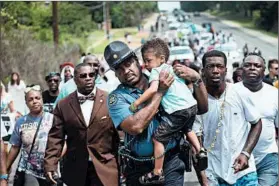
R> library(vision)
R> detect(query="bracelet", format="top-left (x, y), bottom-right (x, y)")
top-left (0, 174), bottom-right (8, 181)
top-left (241, 151), bottom-right (251, 159)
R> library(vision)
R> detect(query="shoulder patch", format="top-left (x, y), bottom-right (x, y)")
top-left (109, 94), bottom-right (118, 106)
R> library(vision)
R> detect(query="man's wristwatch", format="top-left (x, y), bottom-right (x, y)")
top-left (241, 151), bottom-right (251, 160)
top-left (193, 78), bottom-right (203, 87)
top-left (0, 174), bottom-right (8, 181)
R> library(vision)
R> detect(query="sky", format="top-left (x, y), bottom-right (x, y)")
top-left (157, 2), bottom-right (181, 12)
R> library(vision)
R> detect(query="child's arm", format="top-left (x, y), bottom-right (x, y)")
top-left (130, 80), bottom-right (159, 112)
top-left (186, 131), bottom-right (201, 153)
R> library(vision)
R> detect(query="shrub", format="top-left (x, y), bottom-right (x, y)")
top-left (0, 29), bottom-right (81, 89)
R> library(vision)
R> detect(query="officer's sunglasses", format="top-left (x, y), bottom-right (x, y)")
top-left (78, 72), bottom-right (96, 79)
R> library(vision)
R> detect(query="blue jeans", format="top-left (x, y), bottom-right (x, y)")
top-left (124, 146), bottom-right (185, 186)
top-left (208, 172), bottom-right (258, 186)
top-left (256, 153), bottom-right (278, 186)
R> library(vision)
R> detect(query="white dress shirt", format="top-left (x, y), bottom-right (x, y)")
top-left (77, 87), bottom-right (96, 127)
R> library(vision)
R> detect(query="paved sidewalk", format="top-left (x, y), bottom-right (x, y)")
top-left (203, 12), bottom-right (278, 46)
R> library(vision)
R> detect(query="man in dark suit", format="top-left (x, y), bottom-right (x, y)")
top-left (44, 63), bottom-right (120, 186)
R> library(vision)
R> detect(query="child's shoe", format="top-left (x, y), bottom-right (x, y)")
top-left (139, 171), bottom-right (165, 185)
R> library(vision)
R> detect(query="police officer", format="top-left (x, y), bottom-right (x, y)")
top-left (104, 41), bottom-right (208, 186)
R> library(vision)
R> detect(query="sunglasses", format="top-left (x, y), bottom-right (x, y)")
top-left (25, 85), bottom-right (41, 93)
top-left (78, 72), bottom-right (96, 79)
top-left (47, 79), bottom-right (59, 83)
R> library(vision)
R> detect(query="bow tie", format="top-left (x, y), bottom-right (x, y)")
top-left (78, 93), bottom-right (95, 104)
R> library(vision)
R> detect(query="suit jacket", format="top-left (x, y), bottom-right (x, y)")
top-left (44, 88), bottom-right (120, 186)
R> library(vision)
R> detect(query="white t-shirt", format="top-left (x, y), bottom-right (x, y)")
top-left (194, 83), bottom-right (261, 184)
top-left (149, 63), bottom-right (197, 114)
top-left (233, 82), bottom-right (278, 164)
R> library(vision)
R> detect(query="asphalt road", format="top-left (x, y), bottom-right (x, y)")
top-left (191, 13), bottom-right (278, 67)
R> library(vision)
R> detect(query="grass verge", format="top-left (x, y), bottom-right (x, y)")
top-left (209, 10), bottom-right (277, 38)
top-left (90, 27), bottom-right (139, 54)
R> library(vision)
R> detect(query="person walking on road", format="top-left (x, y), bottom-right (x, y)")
top-left (8, 72), bottom-right (27, 116)
top-left (42, 72), bottom-right (60, 113)
top-left (243, 43), bottom-right (249, 57)
top-left (193, 50), bottom-right (262, 186)
top-left (234, 53), bottom-right (278, 186)
top-left (54, 55), bottom-right (117, 106)
top-left (0, 127), bottom-right (9, 186)
top-left (104, 41), bottom-right (208, 186)
top-left (44, 63), bottom-right (120, 186)
top-left (129, 38), bottom-right (207, 184)
top-left (263, 59), bottom-right (278, 85)
top-left (7, 85), bottom-right (56, 186)
top-left (232, 67), bottom-right (244, 83)
top-left (59, 62), bottom-right (74, 89)
top-left (1, 82), bottom-right (18, 155)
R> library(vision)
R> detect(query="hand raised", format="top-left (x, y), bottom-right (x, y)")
top-left (173, 64), bottom-right (200, 82)
top-left (158, 69), bottom-right (174, 93)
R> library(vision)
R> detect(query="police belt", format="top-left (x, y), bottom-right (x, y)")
top-left (129, 145), bottom-right (180, 165)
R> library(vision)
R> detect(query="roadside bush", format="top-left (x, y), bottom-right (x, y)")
top-left (0, 29), bottom-right (80, 89)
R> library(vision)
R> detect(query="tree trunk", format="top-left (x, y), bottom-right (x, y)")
top-left (249, 8), bottom-right (253, 18)
top-left (52, 1), bottom-right (59, 50)
top-left (244, 5), bottom-right (248, 17)
top-left (105, 2), bottom-right (110, 40)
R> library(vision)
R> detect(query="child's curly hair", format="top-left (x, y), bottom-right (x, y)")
top-left (141, 38), bottom-right (170, 62)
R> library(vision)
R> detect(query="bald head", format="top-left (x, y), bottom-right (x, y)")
top-left (83, 54), bottom-right (100, 72)
top-left (83, 55), bottom-right (99, 64)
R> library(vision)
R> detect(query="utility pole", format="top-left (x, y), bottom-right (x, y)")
top-left (103, 2), bottom-right (106, 38)
top-left (103, 2), bottom-right (110, 40)
top-left (52, 1), bottom-right (59, 51)
top-left (106, 2), bottom-right (110, 40)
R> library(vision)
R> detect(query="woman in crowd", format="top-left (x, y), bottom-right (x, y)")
top-left (1, 82), bottom-right (17, 153)
top-left (8, 72), bottom-right (27, 115)
top-left (59, 62), bottom-right (74, 89)
top-left (7, 85), bottom-right (57, 186)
